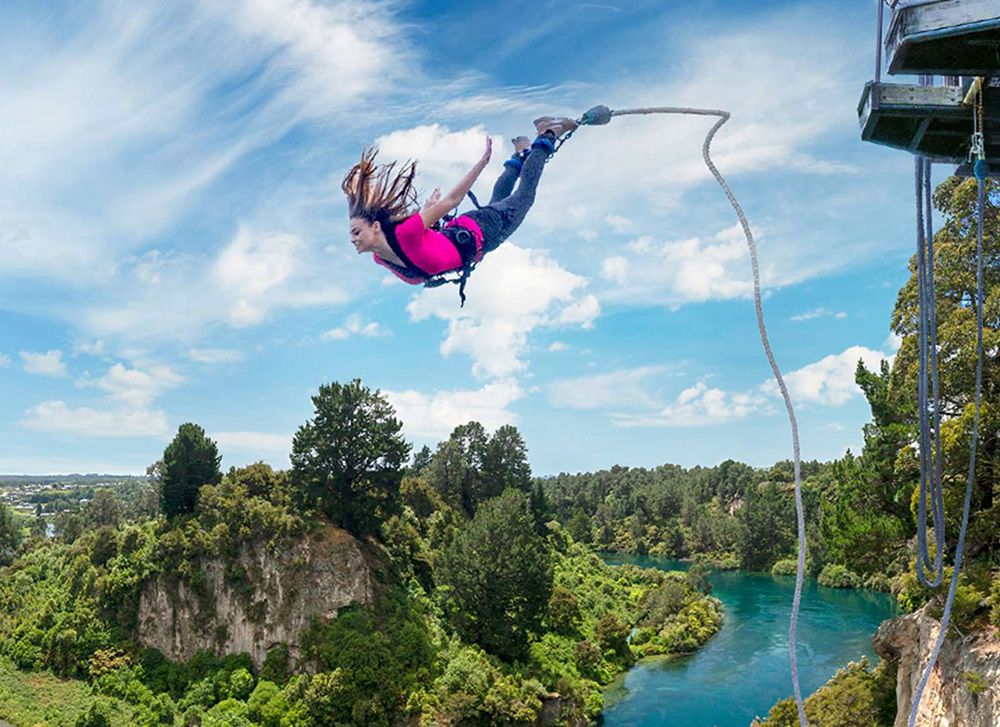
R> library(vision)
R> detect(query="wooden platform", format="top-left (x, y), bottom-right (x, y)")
top-left (886, 0), bottom-right (1000, 76)
top-left (858, 81), bottom-right (1000, 162)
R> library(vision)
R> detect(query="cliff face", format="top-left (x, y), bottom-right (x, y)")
top-left (874, 602), bottom-right (1000, 727)
top-left (137, 526), bottom-right (375, 669)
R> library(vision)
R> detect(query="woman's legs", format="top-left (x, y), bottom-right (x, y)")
top-left (487, 134), bottom-right (554, 241)
top-left (488, 154), bottom-right (525, 205)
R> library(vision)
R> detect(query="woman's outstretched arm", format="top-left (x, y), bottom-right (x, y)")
top-left (419, 137), bottom-right (492, 229)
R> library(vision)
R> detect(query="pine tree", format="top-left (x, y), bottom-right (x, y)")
top-left (161, 423), bottom-right (222, 519)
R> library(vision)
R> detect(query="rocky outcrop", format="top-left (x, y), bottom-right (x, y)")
top-left (137, 526), bottom-right (375, 669)
top-left (537, 694), bottom-right (589, 727)
top-left (874, 602), bottom-right (1000, 727)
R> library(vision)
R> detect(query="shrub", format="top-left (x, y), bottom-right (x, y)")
top-left (990, 572), bottom-right (1000, 627)
top-left (227, 667), bottom-right (255, 701)
top-left (247, 681), bottom-right (285, 727)
top-left (548, 586), bottom-right (583, 634)
top-left (754, 657), bottom-right (895, 726)
top-left (717, 555), bottom-right (740, 570)
top-left (75, 698), bottom-right (115, 727)
top-left (771, 559), bottom-right (798, 576)
top-left (863, 572), bottom-right (891, 593)
top-left (965, 669), bottom-right (989, 696)
top-left (260, 644), bottom-right (290, 684)
top-left (818, 564), bottom-right (861, 589)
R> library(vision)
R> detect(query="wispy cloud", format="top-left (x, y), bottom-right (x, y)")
top-left (20, 401), bottom-right (169, 438)
top-left (0, 0), bottom-right (419, 333)
top-left (84, 227), bottom-right (350, 343)
top-left (791, 307), bottom-right (847, 322)
top-left (549, 365), bottom-right (677, 409)
top-left (322, 313), bottom-right (389, 341)
top-left (188, 348), bottom-right (245, 364)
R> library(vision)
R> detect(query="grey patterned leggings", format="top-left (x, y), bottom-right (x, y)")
top-left (462, 143), bottom-right (550, 252)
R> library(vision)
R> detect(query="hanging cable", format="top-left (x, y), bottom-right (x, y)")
top-left (579, 104), bottom-right (808, 727)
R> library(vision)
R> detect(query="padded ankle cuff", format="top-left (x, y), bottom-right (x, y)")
top-left (531, 135), bottom-right (556, 154)
top-left (504, 157), bottom-right (524, 171)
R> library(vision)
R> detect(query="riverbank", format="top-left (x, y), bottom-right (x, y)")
top-left (598, 554), bottom-right (898, 727)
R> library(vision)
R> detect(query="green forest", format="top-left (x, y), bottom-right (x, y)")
top-left (0, 176), bottom-right (997, 727)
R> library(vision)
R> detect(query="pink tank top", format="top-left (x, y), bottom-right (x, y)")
top-left (374, 214), bottom-right (484, 284)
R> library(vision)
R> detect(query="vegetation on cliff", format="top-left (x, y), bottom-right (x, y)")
top-left (0, 379), bottom-right (722, 727)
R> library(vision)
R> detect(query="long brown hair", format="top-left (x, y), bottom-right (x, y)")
top-left (341, 146), bottom-right (419, 225)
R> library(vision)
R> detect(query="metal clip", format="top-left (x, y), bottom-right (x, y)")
top-left (970, 132), bottom-right (986, 163)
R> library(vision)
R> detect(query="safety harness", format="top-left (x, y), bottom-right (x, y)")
top-left (377, 204), bottom-right (483, 307)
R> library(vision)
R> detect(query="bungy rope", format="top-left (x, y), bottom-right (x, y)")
top-left (578, 105), bottom-right (809, 727)
top-left (907, 167), bottom-right (986, 727)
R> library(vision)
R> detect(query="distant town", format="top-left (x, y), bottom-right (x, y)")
top-left (0, 474), bottom-right (147, 517)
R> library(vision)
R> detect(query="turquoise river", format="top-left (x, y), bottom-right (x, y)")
top-left (600, 555), bottom-right (900, 727)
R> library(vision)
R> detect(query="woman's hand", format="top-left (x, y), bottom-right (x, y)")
top-left (423, 187), bottom-right (441, 210)
top-left (480, 136), bottom-right (492, 166)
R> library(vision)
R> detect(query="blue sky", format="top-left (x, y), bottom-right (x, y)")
top-left (0, 0), bottom-right (930, 476)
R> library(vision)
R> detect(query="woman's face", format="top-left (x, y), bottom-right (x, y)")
top-left (349, 217), bottom-right (383, 254)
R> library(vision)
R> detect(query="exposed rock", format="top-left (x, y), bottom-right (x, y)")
top-left (537, 693), bottom-right (589, 727)
top-left (137, 526), bottom-right (375, 669)
top-left (874, 601), bottom-right (1000, 727)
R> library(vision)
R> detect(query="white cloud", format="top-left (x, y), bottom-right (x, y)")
top-left (549, 365), bottom-right (674, 409)
top-left (188, 348), bottom-right (244, 364)
top-left (20, 401), bottom-right (168, 438)
top-left (0, 353), bottom-right (10, 367)
top-left (214, 431), bottom-right (291, 455)
top-left (406, 242), bottom-right (598, 379)
top-left (556, 295), bottom-right (600, 329)
top-left (791, 307), bottom-right (847, 322)
top-left (598, 224), bottom-right (765, 306)
top-left (86, 362), bottom-right (184, 409)
top-left (215, 227), bottom-right (328, 328)
top-left (322, 313), bottom-right (389, 341)
top-left (375, 125), bottom-right (503, 195)
top-left (612, 380), bottom-right (773, 427)
top-left (601, 257), bottom-right (629, 285)
top-left (548, 342), bottom-right (569, 352)
top-left (21, 350), bottom-right (69, 377)
top-left (765, 345), bottom-right (893, 406)
top-left (884, 331), bottom-right (903, 353)
top-left (384, 379), bottom-right (526, 439)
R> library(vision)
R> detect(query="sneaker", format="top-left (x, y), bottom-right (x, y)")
top-left (511, 136), bottom-right (531, 154)
top-left (533, 116), bottom-right (579, 139)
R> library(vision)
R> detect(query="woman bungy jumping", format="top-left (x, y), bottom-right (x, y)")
top-left (342, 116), bottom-right (579, 306)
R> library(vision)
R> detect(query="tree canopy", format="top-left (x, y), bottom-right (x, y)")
top-left (290, 379), bottom-right (409, 537)
top-left (161, 423), bottom-right (222, 519)
top-left (436, 488), bottom-right (553, 662)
